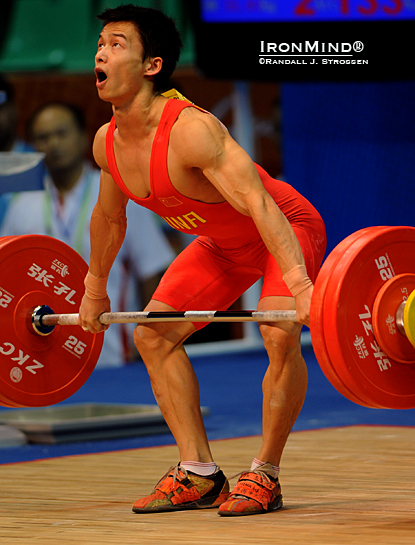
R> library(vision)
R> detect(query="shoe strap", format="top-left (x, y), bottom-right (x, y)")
top-left (154, 465), bottom-right (203, 506)
top-left (230, 471), bottom-right (278, 510)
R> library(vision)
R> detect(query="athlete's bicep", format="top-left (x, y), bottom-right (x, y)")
top-left (172, 113), bottom-right (255, 213)
top-left (97, 169), bottom-right (129, 220)
top-left (203, 137), bottom-right (265, 212)
top-left (92, 124), bottom-right (128, 219)
top-left (180, 114), bottom-right (268, 215)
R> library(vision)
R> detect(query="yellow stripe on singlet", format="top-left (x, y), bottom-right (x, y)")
top-left (161, 88), bottom-right (206, 113)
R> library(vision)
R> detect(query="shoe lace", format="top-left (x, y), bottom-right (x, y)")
top-left (154, 464), bottom-right (188, 491)
top-left (227, 470), bottom-right (246, 481)
top-left (229, 467), bottom-right (277, 485)
top-left (172, 464), bottom-right (188, 489)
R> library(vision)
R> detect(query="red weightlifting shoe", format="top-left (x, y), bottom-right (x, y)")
top-left (132, 464), bottom-right (229, 513)
top-left (218, 463), bottom-right (283, 516)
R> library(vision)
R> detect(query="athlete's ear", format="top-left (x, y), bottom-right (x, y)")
top-left (144, 57), bottom-right (162, 77)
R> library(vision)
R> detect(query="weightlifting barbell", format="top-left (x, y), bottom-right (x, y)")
top-left (0, 226), bottom-right (414, 410)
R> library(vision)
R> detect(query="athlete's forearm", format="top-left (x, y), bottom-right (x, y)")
top-left (249, 190), bottom-right (313, 325)
top-left (249, 192), bottom-right (305, 275)
top-left (88, 200), bottom-right (127, 280)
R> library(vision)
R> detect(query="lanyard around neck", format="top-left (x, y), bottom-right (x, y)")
top-left (43, 169), bottom-right (93, 256)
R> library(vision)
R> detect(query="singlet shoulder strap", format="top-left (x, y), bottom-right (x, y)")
top-left (150, 98), bottom-right (198, 196)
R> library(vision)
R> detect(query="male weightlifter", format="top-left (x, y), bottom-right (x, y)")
top-left (79, 4), bottom-right (327, 516)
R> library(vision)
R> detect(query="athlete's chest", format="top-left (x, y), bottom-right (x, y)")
top-left (112, 131), bottom-right (153, 198)
top-left (112, 131), bottom-right (223, 203)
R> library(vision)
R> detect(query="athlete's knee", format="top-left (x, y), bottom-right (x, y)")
top-left (260, 322), bottom-right (302, 358)
top-left (134, 325), bottom-right (167, 356)
top-left (133, 324), bottom-right (187, 359)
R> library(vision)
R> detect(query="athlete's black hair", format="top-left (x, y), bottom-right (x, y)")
top-left (97, 4), bottom-right (183, 92)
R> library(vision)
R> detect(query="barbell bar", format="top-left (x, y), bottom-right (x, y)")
top-left (32, 301), bottom-right (415, 338)
top-left (33, 307), bottom-right (299, 330)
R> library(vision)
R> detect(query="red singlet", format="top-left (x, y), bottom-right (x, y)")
top-left (106, 98), bottom-right (327, 327)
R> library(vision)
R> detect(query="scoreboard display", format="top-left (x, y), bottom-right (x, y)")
top-left (200, 0), bottom-right (414, 22)
top-left (193, 1), bottom-right (414, 80)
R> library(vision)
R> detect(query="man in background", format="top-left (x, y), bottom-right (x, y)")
top-left (0, 101), bottom-right (175, 366)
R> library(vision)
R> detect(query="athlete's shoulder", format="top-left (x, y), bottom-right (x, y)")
top-left (170, 103), bottom-right (231, 170)
top-left (93, 122), bottom-right (111, 172)
top-left (162, 88), bottom-right (227, 134)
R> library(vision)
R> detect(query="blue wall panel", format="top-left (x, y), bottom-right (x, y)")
top-left (281, 81), bottom-right (415, 254)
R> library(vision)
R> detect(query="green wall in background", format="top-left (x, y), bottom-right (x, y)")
top-left (0, 0), bottom-right (195, 72)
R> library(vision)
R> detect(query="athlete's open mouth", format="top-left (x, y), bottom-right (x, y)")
top-left (96, 69), bottom-right (107, 83)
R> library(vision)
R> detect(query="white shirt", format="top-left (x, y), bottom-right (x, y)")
top-left (0, 163), bottom-right (175, 367)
